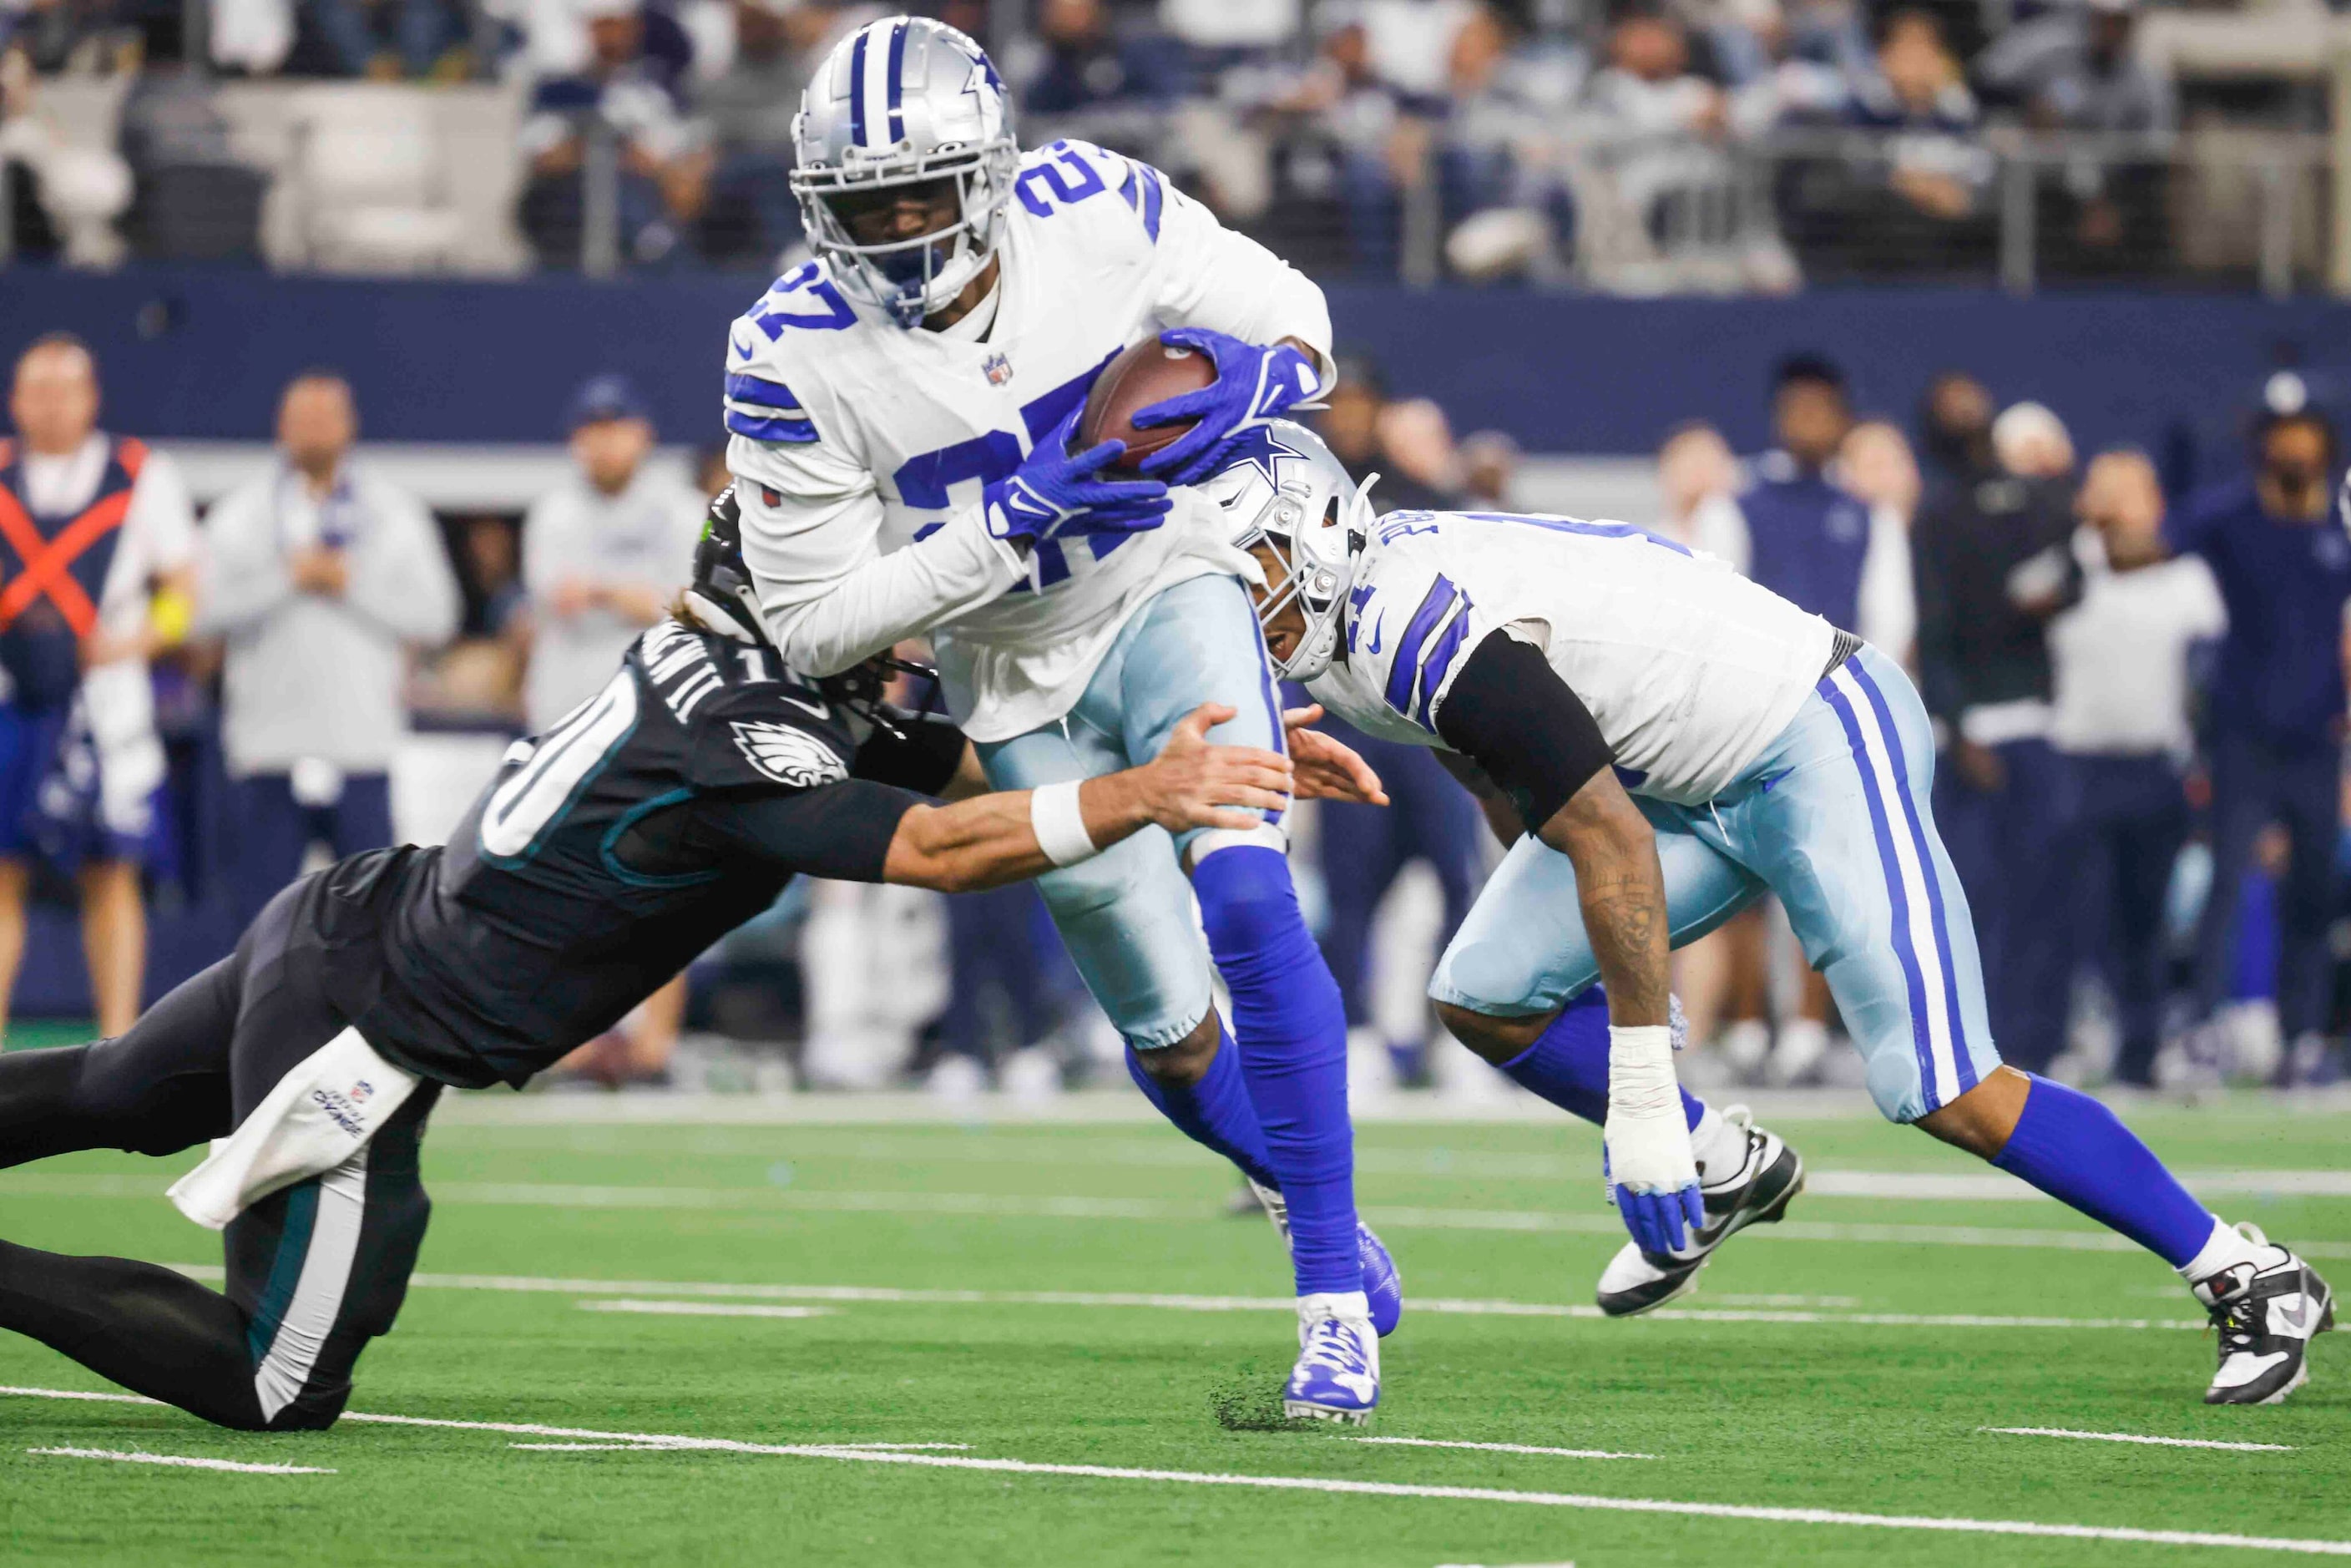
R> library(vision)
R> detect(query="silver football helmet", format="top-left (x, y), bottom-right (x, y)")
top-left (1197, 421), bottom-right (1377, 683)
top-left (790, 17), bottom-right (1020, 328)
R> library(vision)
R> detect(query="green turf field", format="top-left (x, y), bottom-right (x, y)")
top-left (0, 1095), bottom-right (2344, 1565)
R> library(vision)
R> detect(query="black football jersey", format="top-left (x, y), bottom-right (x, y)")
top-left (319, 621), bottom-right (945, 1089)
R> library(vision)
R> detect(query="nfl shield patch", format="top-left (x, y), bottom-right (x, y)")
top-left (983, 352), bottom-right (1013, 387)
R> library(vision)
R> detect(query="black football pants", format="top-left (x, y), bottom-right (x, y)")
top-left (0, 875), bottom-right (437, 1430)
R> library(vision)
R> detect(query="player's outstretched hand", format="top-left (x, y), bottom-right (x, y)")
top-left (1133, 328), bottom-right (1322, 485)
top-left (1605, 1104), bottom-right (1705, 1257)
top-left (1282, 705), bottom-right (1389, 805)
top-left (1140, 703), bottom-right (1296, 834)
top-left (982, 407), bottom-right (1170, 547)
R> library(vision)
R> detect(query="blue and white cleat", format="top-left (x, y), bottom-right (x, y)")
top-left (1248, 1179), bottom-right (1403, 1336)
top-left (1283, 1295), bottom-right (1381, 1424)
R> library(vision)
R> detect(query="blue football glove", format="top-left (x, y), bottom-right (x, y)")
top-left (981, 408), bottom-right (1170, 547)
top-left (1131, 327), bottom-right (1323, 485)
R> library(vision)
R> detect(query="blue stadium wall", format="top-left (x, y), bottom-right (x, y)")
top-left (7, 269), bottom-right (2351, 457)
top-left (5, 267), bottom-right (2348, 1014)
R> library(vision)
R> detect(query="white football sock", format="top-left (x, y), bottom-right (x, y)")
top-left (1688, 1104), bottom-right (1744, 1185)
top-left (2177, 1217), bottom-right (2264, 1284)
top-left (1297, 1290), bottom-right (1372, 1326)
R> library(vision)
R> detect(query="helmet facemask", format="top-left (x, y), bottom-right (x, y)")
top-left (1235, 482), bottom-right (1368, 684)
top-left (793, 144), bottom-right (1018, 329)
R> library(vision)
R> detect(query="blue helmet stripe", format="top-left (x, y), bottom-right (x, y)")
top-left (847, 27), bottom-right (869, 149)
top-left (885, 20), bottom-right (908, 144)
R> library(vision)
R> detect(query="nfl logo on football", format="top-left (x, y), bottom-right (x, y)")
top-left (983, 351), bottom-right (1013, 387)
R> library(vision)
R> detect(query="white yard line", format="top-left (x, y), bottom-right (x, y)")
top-left (9, 1171), bottom-right (2341, 1260)
top-left (448, 1126), bottom-right (2351, 1201)
top-left (13, 1174), bottom-right (2343, 1258)
top-left (1984, 1428), bottom-right (2298, 1453)
top-left (576, 1300), bottom-right (833, 1319)
top-left (25, 1445), bottom-right (333, 1474)
top-left (509, 1440), bottom-right (968, 1452)
top-left (3, 1388), bottom-right (2340, 1555)
top-left (1346, 1437), bottom-right (1656, 1460)
top-left (145, 1265), bottom-right (2203, 1333)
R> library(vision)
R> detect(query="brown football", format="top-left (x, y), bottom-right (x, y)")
top-left (1078, 336), bottom-right (1216, 474)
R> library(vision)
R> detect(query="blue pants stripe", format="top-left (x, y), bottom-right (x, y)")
top-left (1815, 675), bottom-right (1940, 1111)
top-left (1848, 659), bottom-right (1976, 1096)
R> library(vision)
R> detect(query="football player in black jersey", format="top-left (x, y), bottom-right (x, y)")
top-left (0, 487), bottom-right (1311, 1433)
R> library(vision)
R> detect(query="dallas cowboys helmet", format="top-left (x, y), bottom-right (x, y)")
top-left (791, 17), bottom-right (1019, 329)
top-left (1198, 421), bottom-right (1377, 683)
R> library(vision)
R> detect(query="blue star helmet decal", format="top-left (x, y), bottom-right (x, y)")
top-left (1213, 423), bottom-right (1316, 489)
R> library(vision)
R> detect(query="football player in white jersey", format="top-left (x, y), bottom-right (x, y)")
top-left (1210, 421), bottom-right (2333, 1407)
top-left (720, 17), bottom-right (1389, 1420)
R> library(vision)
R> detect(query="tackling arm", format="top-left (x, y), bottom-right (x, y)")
top-left (882, 704), bottom-right (1291, 891)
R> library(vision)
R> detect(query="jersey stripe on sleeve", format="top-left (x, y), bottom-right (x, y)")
top-left (1414, 604), bottom-right (1475, 729)
top-left (1115, 161), bottom-right (1165, 243)
top-left (723, 372), bottom-right (818, 443)
top-left (1383, 574), bottom-right (1474, 731)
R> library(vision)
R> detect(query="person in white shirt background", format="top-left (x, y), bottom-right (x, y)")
top-left (2050, 448), bottom-right (2227, 1087)
top-left (1838, 416), bottom-right (1922, 668)
top-left (522, 373), bottom-right (706, 731)
top-left (0, 335), bottom-right (196, 1040)
top-left (198, 371), bottom-right (461, 928)
top-left (520, 371), bottom-right (705, 1085)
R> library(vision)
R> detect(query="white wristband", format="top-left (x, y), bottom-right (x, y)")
top-left (1029, 781), bottom-right (1099, 867)
top-left (1606, 1024), bottom-right (1679, 1118)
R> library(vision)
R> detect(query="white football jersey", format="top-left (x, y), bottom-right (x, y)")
top-left (725, 138), bottom-right (1332, 742)
top-left (1307, 510), bottom-right (1838, 807)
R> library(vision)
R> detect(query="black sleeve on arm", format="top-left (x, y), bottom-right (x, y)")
top-left (1433, 630), bottom-right (1613, 831)
top-left (853, 711), bottom-right (968, 796)
top-left (703, 779), bottom-right (926, 883)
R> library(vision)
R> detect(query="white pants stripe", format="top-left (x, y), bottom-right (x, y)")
top-left (252, 1148), bottom-right (369, 1422)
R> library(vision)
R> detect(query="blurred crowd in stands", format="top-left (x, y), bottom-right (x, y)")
top-left (1631, 358), bottom-right (2351, 1098)
top-left (0, 0), bottom-right (2331, 287)
top-left (7, 326), bottom-right (2351, 1100)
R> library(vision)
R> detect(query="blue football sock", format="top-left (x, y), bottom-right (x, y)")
top-left (1192, 844), bottom-right (1358, 1297)
top-left (1124, 1026), bottom-right (1279, 1193)
top-left (1990, 1075), bottom-right (2216, 1267)
top-left (1498, 988), bottom-right (1706, 1130)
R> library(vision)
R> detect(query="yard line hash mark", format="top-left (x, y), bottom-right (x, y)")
top-left (26, 1445), bottom-right (335, 1474)
top-left (2, 1388), bottom-right (2344, 1555)
top-left (1984, 1428), bottom-right (2298, 1453)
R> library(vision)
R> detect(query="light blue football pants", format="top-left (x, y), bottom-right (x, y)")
top-left (966, 573), bottom-right (1291, 1049)
top-left (1429, 644), bottom-right (2003, 1123)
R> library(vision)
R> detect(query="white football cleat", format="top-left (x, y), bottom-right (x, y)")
top-left (1595, 1105), bottom-right (1804, 1317)
top-left (2193, 1223), bottom-right (2334, 1405)
top-left (1282, 1294), bottom-right (1380, 1424)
